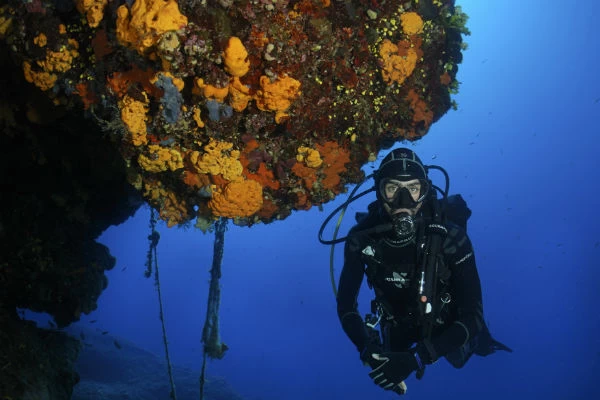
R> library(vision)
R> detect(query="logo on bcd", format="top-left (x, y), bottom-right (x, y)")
top-left (385, 271), bottom-right (409, 288)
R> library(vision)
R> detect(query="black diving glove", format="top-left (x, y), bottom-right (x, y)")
top-left (360, 344), bottom-right (410, 395)
top-left (368, 350), bottom-right (421, 387)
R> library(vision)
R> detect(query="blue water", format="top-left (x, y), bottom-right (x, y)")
top-left (79, 1), bottom-right (600, 399)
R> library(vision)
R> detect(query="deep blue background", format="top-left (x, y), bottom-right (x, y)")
top-left (70, 1), bottom-right (600, 399)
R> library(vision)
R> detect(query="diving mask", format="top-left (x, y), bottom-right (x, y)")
top-left (379, 178), bottom-right (429, 210)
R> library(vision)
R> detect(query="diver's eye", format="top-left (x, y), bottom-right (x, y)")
top-left (408, 186), bottom-right (419, 194)
top-left (385, 184), bottom-right (400, 194)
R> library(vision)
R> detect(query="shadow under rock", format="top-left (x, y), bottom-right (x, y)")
top-left (69, 326), bottom-right (243, 400)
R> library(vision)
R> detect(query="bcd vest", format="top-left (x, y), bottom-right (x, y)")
top-left (361, 236), bottom-right (453, 329)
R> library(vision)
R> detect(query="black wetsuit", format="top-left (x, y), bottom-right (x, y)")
top-left (336, 202), bottom-right (486, 367)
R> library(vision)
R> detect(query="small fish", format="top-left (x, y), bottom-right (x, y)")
top-left (89, 320), bottom-right (97, 323)
top-left (121, 266), bottom-right (127, 272)
top-left (594, 97), bottom-right (600, 104)
top-left (114, 340), bottom-right (122, 349)
top-left (101, 331), bottom-right (109, 335)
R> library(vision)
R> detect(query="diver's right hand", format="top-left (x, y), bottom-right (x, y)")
top-left (360, 345), bottom-right (408, 395)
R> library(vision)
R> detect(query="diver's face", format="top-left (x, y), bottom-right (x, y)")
top-left (382, 179), bottom-right (423, 216)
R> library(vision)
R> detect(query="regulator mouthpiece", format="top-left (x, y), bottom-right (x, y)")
top-left (390, 212), bottom-right (417, 245)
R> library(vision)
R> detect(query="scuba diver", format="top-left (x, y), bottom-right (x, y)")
top-left (322, 148), bottom-right (511, 395)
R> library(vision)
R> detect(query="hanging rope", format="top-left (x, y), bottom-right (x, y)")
top-left (199, 217), bottom-right (229, 400)
top-left (146, 208), bottom-right (178, 400)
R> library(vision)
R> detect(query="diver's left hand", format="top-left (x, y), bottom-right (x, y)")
top-left (368, 351), bottom-right (419, 389)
